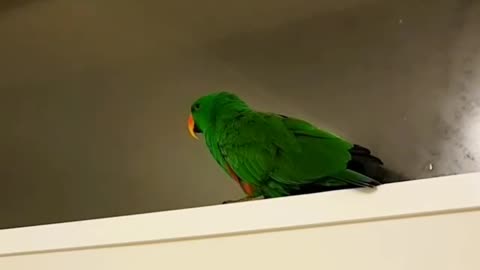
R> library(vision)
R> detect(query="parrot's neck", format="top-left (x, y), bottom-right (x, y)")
top-left (206, 101), bottom-right (251, 136)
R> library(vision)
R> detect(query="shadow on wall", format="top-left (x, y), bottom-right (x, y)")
top-left (205, 0), bottom-right (480, 180)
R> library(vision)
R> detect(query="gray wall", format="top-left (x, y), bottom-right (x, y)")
top-left (1, 0), bottom-right (479, 229)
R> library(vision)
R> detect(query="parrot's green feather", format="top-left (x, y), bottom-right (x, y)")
top-left (327, 169), bottom-right (378, 187)
top-left (190, 91), bottom-right (383, 198)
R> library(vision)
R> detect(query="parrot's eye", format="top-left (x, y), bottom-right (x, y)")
top-left (191, 103), bottom-right (200, 112)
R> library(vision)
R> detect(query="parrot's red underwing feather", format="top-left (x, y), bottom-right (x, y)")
top-left (226, 164), bottom-right (255, 196)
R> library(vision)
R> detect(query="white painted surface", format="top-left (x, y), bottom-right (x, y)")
top-left (0, 173), bottom-right (479, 269)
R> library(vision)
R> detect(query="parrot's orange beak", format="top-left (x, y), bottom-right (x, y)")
top-left (188, 114), bottom-right (199, 140)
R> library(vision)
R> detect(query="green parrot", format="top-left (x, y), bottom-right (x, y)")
top-left (188, 91), bottom-right (385, 203)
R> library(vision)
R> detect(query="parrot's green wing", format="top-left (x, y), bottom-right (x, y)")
top-left (213, 113), bottom-right (281, 191)
top-left (270, 115), bottom-right (377, 187)
top-left (215, 112), bottom-right (378, 198)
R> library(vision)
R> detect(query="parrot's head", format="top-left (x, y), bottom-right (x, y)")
top-left (188, 91), bottom-right (248, 139)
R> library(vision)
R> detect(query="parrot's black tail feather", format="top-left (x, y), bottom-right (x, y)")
top-left (347, 144), bottom-right (408, 183)
top-left (347, 144), bottom-right (386, 182)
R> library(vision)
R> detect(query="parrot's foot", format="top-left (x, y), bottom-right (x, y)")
top-left (222, 196), bottom-right (260, 204)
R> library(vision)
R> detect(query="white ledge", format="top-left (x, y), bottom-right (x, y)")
top-left (1, 172), bottom-right (480, 257)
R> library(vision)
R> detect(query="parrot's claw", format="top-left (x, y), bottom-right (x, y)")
top-left (222, 196), bottom-right (260, 204)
